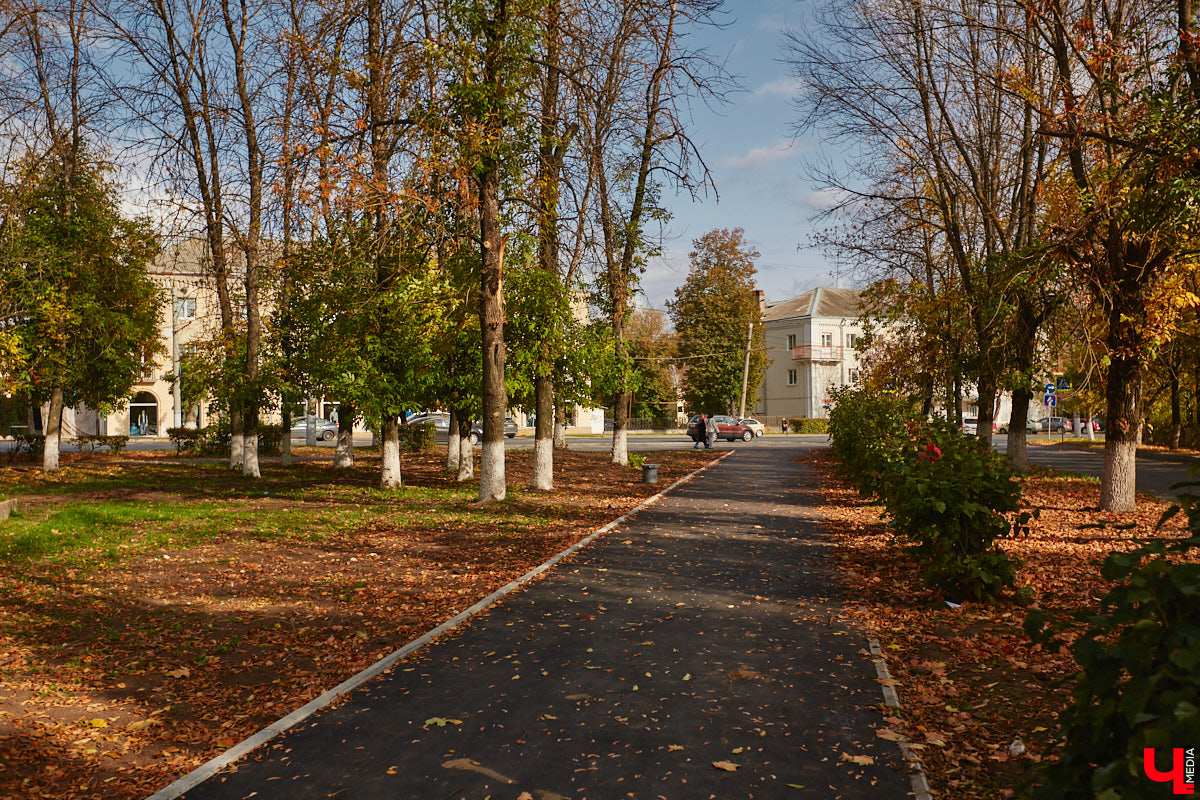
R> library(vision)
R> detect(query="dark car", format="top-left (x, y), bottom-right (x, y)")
top-left (686, 414), bottom-right (754, 442)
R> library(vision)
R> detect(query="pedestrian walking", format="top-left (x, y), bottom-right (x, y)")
top-left (782, 418), bottom-right (789, 434)
top-left (705, 414), bottom-right (718, 448)
top-left (693, 414), bottom-right (706, 449)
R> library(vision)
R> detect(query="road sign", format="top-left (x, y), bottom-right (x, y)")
top-left (1044, 394), bottom-right (1057, 407)
top-left (1056, 377), bottom-right (1072, 391)
top-left (1044, 383), bottom-right (1056, 395)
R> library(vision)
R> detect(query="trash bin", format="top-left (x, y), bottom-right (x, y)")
top-left (642, 463), bottom-right (658, 484)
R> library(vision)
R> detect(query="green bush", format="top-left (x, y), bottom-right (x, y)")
top-left (403, 420), bottom-right (436, 452)
top-left (827, 388), bottom-right (1025, 600)
top-left (788, 417), bottom-right (829, 434)
top-left (10, 432), bottom-right (45, 458)
top-left (827, 387), bottom-right (915, 498)
top-left (1025, 479), bottom-right (1200, 799)
top-left (77, 434), bottom-right (129, 454)
top-left (884, 421), bottom-right (1026, 600)
top-left (167, 427), bottom-right (205, 454)
top-left (197, 423), bottom-right (231, 456)
top-left (628, 453), bottom-right (646, 469)
top-left (258, 424), bottom-right (284, 456)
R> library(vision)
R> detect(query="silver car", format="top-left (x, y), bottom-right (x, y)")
top-left (290, 417), bottom-right (338, 441)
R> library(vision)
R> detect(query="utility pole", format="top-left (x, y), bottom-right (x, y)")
top-left (738, 321), bottom-right (754, 419)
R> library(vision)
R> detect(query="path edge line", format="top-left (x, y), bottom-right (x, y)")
top-left (869, 638), bottom-right (934, 800)
top-left (144, 450), bottom-right (733, 800)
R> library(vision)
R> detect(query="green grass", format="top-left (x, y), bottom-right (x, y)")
top-left (0, 456), bottom-right (595, 570)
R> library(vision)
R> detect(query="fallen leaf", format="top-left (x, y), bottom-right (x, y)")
top-left (840, 753), bottom-right (875, 766)
top-left (712, 760), bottom-right (740, 771)
top-left (424, 717), bottom-right (463, 727)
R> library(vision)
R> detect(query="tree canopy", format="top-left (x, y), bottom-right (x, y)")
top-left (668, 228), bottom-right (767, 416)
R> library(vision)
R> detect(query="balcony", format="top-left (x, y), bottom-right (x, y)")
top-left (792, 345), bottom-right (845, 362)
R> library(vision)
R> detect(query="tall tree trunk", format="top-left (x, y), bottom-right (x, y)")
top-left (380, 415), bottom-right (401, 488)
top-left (478, 177), bottom-right (507, 502)
top-left (532, 374), bottom-right (554, 490)
top-left (553, 400), bottom-right (568, 449)
top-left (976, 371), bottom-right (997, 448)
top-left (334, 403), bottom-right (355, 469)
top-left (1008, 388), bottom-right (1031, 473)
top-left (280, 408), bottom-right (293, 466)
top-left (43, 385), bottom-right (63, 473)
top-left (456, 415), bottom-right (475, 482)
top-left (1100, 320), bottom-right (1142, 512)
top-left (475, 3), bottom-right (509, 504)
top-left (611, 385), bottom-right (629, 466)
top-left (230, 409), bottom-right (244, 470)
top-left (243, 402), bottom-right (260, 478)
top-left (1169, 357), bottom-right (1182, 450)
top-left (531, 0), bottom-right (564, 492)
top-left (447, 408), bottom-right (461, 472)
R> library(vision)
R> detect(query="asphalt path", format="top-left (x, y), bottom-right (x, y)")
top-left (173, 442), bottom-right (913, 800)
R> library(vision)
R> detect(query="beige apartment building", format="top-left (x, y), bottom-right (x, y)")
top-left (30, 240), bottom-right (599, 441)
top-left (752, 287), bottom-right (866, 420)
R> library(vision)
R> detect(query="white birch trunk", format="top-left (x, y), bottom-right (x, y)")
top-left (457, 432), bottom-right (475, 482)
top-left (242, 431), bottom-right (260, 478)
top-left (447, 409), bottom-right (460, 472)
top-left (478, 439), bottom-right (505, 501)
top-left (610, 427), bottom-right (628, 466)
top-left (43, 386), bottom-right (63, 473)
top-left (380, 418), bottom-right (401, 488)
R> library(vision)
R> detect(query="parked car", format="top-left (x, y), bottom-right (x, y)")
top-left (290, 417), bottom-right (338, 441)
top-left (1038, 417), bottom-right (1066, 433)
top-left (406, 413), bottom-right (452, 444)
top-left (408, 413), bottom-right (516, 444)
top-left (686, 414), bottom-right (754, 442)
top-left (739, 418), bottom-right (766, 437)
top-left (961, 418), bottom-right (997, 435)
top-left (996, 419), bottom-right (1037, 434)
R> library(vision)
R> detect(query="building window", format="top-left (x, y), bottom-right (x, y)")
top-left (846, 333), bottom-right (859, 348)
top-left (786, 334), bottom-right (796, 350)
top-left (175, 297), bottom-right (197, 320)
top-left (849, 368), bottom-right (860, 383)
top-left (129, 391), bottom-right (158, 436)
top-left (821, 332), bottom-right (833, 347)
top-left (137, 352), bottom-right (155, 383)
top-left (787, 369), bottom-right (797, 386)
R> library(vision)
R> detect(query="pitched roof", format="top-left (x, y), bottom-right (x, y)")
top-left (763, 287), bottom-right (862, 322)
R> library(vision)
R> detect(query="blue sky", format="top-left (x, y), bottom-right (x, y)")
top-left (638, 0), bottom-right (843, 313)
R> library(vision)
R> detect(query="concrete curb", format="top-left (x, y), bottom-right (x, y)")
top-left (0, 498), bottom-right (16, 523)
top-left (143, 450), bottom-right (735, 800)
top-left (869, 638), bottom-right (934, 800)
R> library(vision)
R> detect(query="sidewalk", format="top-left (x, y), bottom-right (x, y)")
top-left (173, 443), bottom-right (913, 799)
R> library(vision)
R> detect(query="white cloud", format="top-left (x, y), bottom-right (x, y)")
top-left (718, 139), bottom-right (797, 170)
top-left (750, 76), bottom-right (803, 102)
top-left (796, 187), bottom-right (851, 211)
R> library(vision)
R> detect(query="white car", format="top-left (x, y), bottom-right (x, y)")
top-left (739, 418), bottom-right (766, 437)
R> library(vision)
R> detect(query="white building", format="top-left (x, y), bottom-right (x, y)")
top-left (753, 287), bottom-right (866, 419)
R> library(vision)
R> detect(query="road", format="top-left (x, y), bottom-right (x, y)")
top-left (3, 431), bottom-right (1195, 500)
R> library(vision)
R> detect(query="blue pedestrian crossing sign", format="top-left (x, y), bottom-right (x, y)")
top-left (1056, 377), bottom-right (1072, 391)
